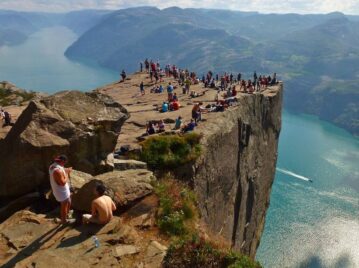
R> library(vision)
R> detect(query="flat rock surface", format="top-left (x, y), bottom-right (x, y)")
top-left (114, 159), bottom-right (148, 171)
top-left (97, 72), bottom-right (280, 151)
top-left (0, 205), bottom-right (167, 268)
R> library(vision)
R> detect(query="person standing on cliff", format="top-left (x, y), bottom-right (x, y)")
top-left (140, 81), bottom-right (145, 95)
top-left (120, 70), bottom-right (126, 82)
top-left (2, 110), bottom-right (12, 127)
top-left (167, 82), bottom-right (174, 101)
top-left (49, 155), bottom-right (72, 224)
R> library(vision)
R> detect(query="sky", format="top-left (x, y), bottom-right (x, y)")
top-left (0, 0), bottom-right (358, 15)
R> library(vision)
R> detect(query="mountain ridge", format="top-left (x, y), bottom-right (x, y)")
top-left (1, 7), bottom-right (358, 135)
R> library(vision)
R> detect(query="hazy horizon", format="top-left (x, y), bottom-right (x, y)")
top-left (0, 0), bottom-right (358, 15)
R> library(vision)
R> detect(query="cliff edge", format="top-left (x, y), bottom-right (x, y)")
top-left (96, 72), bottom-right (283, 258)
top-left (193, 86), bottom-right (282, 257)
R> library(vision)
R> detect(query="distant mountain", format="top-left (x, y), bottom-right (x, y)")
top-left (65, 7), bottom-right (359, 135)
top-left (98, 23), bottom-right (252, 72)
top-left (0, 9), bottom-right (109, 46)
top-left (0, 10), bottom-right (62, 46)
top-left (1, 7), bottom-right (358, 135)
top-left (0, 10), bottom-right (39, 46)
top-left (263, 16), bottom-right (359, 134)
top-left (61, 10), bottom-right (112, 35)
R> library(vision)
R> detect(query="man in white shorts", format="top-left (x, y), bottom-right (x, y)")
top-left (49, 155), bottom-right (72, 224)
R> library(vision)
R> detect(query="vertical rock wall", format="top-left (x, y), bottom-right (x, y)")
top-left (193, 84), bottom-right (283, 258)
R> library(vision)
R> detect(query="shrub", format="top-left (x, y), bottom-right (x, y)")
top-left (224, 251), bottom-right (262, 268)
top-left (0, 87), bottom-right (36, 106)
top-left (154, 179), bottom-right (197, 236)
top-left (163, 235), bottom-right (262, 268)
top-left (140, 133), bottom-right (201, 169)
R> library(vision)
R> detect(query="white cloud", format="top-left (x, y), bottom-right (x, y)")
top-left (0, 0), bottom-right (358, 14)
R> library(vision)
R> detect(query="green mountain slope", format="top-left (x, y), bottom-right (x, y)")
top-left (64, 7), bottom-right (359, 135)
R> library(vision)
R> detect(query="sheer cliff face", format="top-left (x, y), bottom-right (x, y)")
top-left (193, 84), bottom-right (283, 258)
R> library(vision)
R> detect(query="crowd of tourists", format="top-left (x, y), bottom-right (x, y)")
top-left (138, 59), bottom-right (278, 136)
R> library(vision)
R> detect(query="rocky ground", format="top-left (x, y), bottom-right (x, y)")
top-left (0, 195), bottom-right (168, 268)
top-left (0, 73), bottom-right (280, 267)
top-left (0, 81), bottom-right (44, 139)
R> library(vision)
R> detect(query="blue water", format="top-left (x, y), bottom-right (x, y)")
top-left (257, 112), bottom-right (359, 268)
top-left (1, 27), bottom-right (358, 268)
top-left (0, 27), bottom-right (118, 93)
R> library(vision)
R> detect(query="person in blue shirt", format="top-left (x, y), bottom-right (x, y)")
top-left (161, 102), bottom-right (168, 113)
top-left (174, 116), bottom-right (182, 130)
top-left (182, 119), bottom-right (196, 133)
top-left (167, 82), bottom-right (174, 101)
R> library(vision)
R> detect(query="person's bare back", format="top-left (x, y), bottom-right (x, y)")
top-left (92, 195), bottom-right (116, 224)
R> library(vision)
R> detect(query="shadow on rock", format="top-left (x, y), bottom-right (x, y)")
top-left (2, 225), bottom-right (66, 268)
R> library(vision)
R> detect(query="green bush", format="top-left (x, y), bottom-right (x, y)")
top-left (224, 251), bottom-right (262, 268)
top-left (158, 211), bottom-right (186, 236)
top-left (0, 87), bottom-right (36, 106)
top-left (163, 235), bottom-right (262, 268)
top-left (140, 133), bottom-right (201, 169)
top-left (154, 179), bottom-right (197, 236)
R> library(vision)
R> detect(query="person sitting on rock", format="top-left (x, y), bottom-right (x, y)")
top-left (146, 122), bottom-right (155, 135)
top-left (172, 93), bottom-right (178, 101)
top-left (82, 183), bottom-right (116, 225)
top-left (150, 86), bottom-right (159, 93)
top-left (182, 119), bottom-right (196, 133)
top-left (161, 102), bottom-right (168, 113)
top-left (157, 120), bottom-right (165, 133)
top-left (49, 155), bottom-right (72, 224)
top-left (174, 116), bottom-right (182, 130)
top-left (171, 99), bottom-right (180, 111)
top-left (226, 87), bottom-right (232, 98)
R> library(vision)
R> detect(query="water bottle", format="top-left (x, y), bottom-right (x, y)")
top-left (93, 236), bottom-right (100, 248)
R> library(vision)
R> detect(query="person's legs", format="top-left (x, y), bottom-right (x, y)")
top-left (60, 198), bottom-right (71, 223)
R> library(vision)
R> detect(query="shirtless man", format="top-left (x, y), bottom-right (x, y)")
top-left (82, 183), bottom-right (117, 225)
top-left (49, 155), bottom-right (72, 224)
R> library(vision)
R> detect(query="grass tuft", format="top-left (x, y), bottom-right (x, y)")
top-left (154, 178), bottom-right (197, 236)
top-left (163, 235), bottom-right (262, 268)
top-left (140, 133), bottom-right (202, 169)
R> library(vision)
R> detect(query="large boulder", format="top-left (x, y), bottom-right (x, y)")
top-left (0, 91), bottom-right (129, 199)
top-left (72, 169), bottom-right (154, 212)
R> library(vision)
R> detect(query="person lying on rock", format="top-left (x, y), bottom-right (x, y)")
top-left (49, 155), bottom-right (72, 224)
top-left (82, 183), bottom-right (116, 225)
